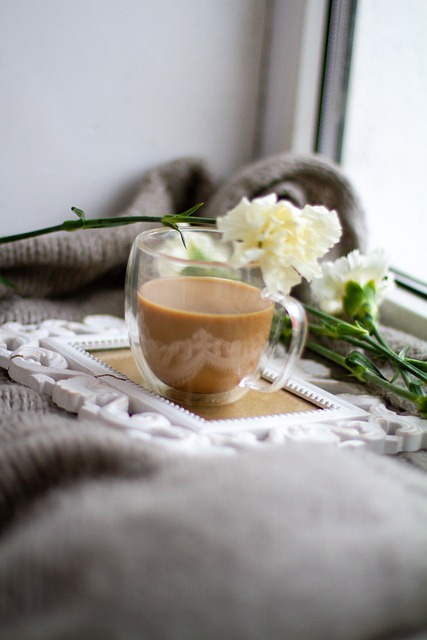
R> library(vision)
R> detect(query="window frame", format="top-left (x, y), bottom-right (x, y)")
top-left (256, 0), bottom-right (427, 338)
top-left (255, 0), bottom-right (329, 158)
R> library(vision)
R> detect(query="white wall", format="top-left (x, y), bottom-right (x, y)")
top-left (0, 0), bottom-right (267, 234)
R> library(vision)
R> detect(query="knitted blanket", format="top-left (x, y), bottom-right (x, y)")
top-left (1, 154), bottom-right (427, 639)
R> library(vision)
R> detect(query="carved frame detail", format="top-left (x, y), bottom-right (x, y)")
top-left (1, 315), bottom-right (426, 455)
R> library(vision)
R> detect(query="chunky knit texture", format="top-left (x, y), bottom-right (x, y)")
top-left (1, 153), bottom-right (424, 411)
top-left (1, 154), bottom-right (426, 639)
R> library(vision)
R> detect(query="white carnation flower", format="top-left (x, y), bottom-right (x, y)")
top-left (217, 194), bottom-right (342, 294)
top-left (311, 248), bottom-right (394, 314)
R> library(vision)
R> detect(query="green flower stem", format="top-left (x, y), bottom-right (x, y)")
top-left (0, 223), bottom-right (65, 244)
top-left (353, 334), bottom-right (427, 384)
top-left (0, 204), bottom-right (214, 290)
top-left (305, 339), bottom-right (348, 369)
top-left (0, 214), bottom-right (216, 245)
top-left (407, 358), bottom-right (427, 372)
top-left (369, 322), bottom-right (390, 349)
top-left (310, 321), bottom-right (427, 385)
top-left (305, 304), bottom-right (427, 385)
top-left (306, 339), bottom-right (423, 410)
top-left (361, 369), bottom-right (423, 404)
top-left (309, 323), bottom-right (379, 353)
top-left (304, 303), bottom-right (349, 326)
top-left (368, 322), bottom-right (427, 394)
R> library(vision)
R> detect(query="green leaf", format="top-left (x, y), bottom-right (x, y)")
top-left (62, 207), bottom-right (87, 232)
top-left (343, 279), bottom-right (379, 328)
top-left (161, 202), bottom-right (204, 228)
top-left (187, 245), bottom-right (209, 261)
top-left (180, 266), bottom-right (236, 279)
top-left (70, 207), bottom-right (86, 222)
top-left (336, 320), bottom-right (369, 339)
top-left (407, 380), bottom-right (424, 395)
top-left (0, 273), bottom-right (18, 290)
top-left (417, 395), bottom-right (427, 418)
top-left (161, 202), bottom-right (206, 249)
top-left (345, 351), bottom-right (386, 380)
top-left (164, 221), bottom-right (187, 248)
top-left (399, 345), bottom-right (410, 359)
top-left (343, 281), bottom-right (364, 318)
top-left (390, 370), bottom-right (400, 383)
top-left (180, 202), bottom-right (205, 217)
top-left (407, 358), bottom-right (427, 373)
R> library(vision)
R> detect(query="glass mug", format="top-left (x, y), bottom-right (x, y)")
top-left (125, 227), bottom-right (307, 407)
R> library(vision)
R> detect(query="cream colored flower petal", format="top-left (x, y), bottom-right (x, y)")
top-left (262, 261), bottom-right (302, 294)
top-left (229, 244), bottom-right (264, 268)
top-left (311, 248), bottom-right (393, 314)
top-left (217, 195), bottom-right (342, 294)
top-left (216, 194), bottom-right (278, 242)
top-left (301, 205), bottom-right (343, 253)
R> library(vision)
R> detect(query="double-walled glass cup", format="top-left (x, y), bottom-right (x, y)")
top-left (125, 227), bottom-right (307, 406)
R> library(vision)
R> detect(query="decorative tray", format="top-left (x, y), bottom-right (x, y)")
top-left (1, 315), bottom-right (425, 455)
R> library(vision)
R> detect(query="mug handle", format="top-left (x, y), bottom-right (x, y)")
top-left (241, 289), bottom-right (307, 393)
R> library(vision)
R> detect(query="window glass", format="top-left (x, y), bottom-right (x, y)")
top-left (340, 0), bottom-right (427, 283)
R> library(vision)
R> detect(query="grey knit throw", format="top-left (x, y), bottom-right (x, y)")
top-left (1, 154), bottom-right (427, 640)
top-left (0, 153), bottom-right (424, 412)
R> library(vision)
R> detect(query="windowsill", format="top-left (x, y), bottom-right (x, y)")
top-left (381, 286), bottom-right (427, 342)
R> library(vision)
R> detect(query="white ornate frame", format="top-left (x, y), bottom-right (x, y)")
top-left (1, 315), bottom-right (426, 455)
